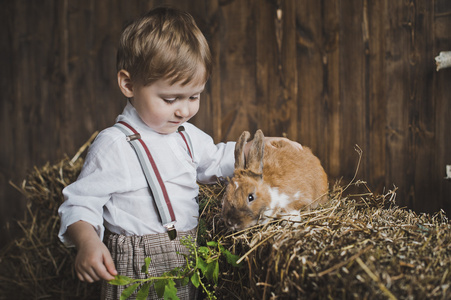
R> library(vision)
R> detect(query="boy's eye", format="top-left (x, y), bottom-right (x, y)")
top-left (189, 94), bottom-right (200, 100)
top-left (163, 98), bottom-right (177, 103)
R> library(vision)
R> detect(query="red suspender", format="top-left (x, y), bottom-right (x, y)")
top-left (114, 121), bottom-right (193, 240)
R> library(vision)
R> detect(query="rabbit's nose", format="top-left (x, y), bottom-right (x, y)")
top-left (226, 219), bottom-right (235, 229)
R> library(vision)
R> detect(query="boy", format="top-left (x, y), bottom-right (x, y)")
top-left (58, 6), bottom-right (297, 299)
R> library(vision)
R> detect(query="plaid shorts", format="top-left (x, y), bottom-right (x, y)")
top-left (101, 227), bottom-right (198, 300)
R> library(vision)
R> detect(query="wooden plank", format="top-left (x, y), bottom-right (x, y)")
top-left (255, 0), bottom-right (297, 139)
top-left (384, 0), bottom-right (413, 209)
top-left (295, 0), bottom-right (322, 150)
top-left (409, 0), bottom-right (437, 213)
top-left (215, 1), bottom-right (257, 141)
top-left (434, 0), bottom-right (451, 214)
top-left (0, 0), bottom-right (22, 246)
top-left (366, 0), bottom-right (387, 194)
top-left (338, 0), bottom-right (366, 181)
top-left (382, 0), bottom-right (438, 213)
top-left (295, 0), bottom-right (340, 178)
top-left (58, 0), bottom-right (87, 158)
top-left (90, 0), bottom-right (131, 130)
top-left (320, 0), bottom-right (341, 179)
top-left (203, 0), bottom-right (223, 142)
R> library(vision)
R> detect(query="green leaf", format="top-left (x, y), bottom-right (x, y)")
top-left (198, 246), bottom-right (210, 255)
top-left (206, 241), bottom-right (218, 247)
top-left (204, 261), bottom-right (216, 281)
top-left (119, 283), bottom-right (140, 300)
top-left (222, 248), bottom-right (242, 267)
top-left (136, 282), bottom-right (151, 300)
top-left (141, 257), bottom-right (151, 275)
top-left (197, 256), bottom-right (208, 273)
top-left (180, 275), bottom-right (190, 286)
top-left (213, 261), bottom-right (219, 284)
top-left (154, 279), bottom-right (167, 298)
top-left (191, 271), bottom-right (200, 288)
top-left (109, 275), bottom-right (133, 286)
top-left (163, 279), bottom-right (179, 300)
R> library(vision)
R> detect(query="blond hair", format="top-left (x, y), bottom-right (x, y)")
top-left (117, 7), bottom-right (211, 86)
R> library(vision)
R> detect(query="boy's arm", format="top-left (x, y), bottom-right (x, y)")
top-left (67, 221), bottom-right (118, 282)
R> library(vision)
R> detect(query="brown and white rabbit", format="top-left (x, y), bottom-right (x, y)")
top-left (221, 130), bottom-right (328, 231)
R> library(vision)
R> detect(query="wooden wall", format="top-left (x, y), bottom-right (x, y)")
top-left (1, 0), bottom-right (450, 245)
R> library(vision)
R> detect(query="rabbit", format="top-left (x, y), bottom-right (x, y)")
top-left (221, 129), bottom-right (328, 231)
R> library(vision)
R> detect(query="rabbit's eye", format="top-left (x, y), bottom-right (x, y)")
top-left (248, 194), bottom-right (255, 202)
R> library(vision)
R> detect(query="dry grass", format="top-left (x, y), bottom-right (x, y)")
top-left (1, 137), bottom-right (449, 299)
top-left (0, 132), bottom-right (100, 300)
top-left (198, 181), bottom-right (450, 300)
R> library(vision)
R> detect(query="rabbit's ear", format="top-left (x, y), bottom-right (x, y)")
top-left (235, 131), bottom-right (251, 169)
top-left (247, 130), bottom-right (265, 173)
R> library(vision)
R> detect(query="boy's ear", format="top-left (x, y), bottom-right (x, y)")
top-left (117, 70), bottom-right (134, 98)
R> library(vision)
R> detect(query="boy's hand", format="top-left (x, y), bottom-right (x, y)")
top-left (264, 137), bottom-right (303, 151)
top-left (74, 238), bottom-right (117, 282)
top-left (67, 221), bottom-right (118, 282)
top-left (244, 136), bottom-right (303, 157)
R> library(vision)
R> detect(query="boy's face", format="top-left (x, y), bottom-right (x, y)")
top-left (129, 77), bottom-right (204, 134)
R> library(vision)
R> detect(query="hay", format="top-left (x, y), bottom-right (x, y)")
top-left (1, 136), bottom-right (449, 300)
top-left (198, 181), bottom-right (451, 300)
top-left (0, 132), bottom-right (99, 300)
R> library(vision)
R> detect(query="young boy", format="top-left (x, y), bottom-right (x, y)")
top-left (58, 6), bottom-right (297, 300)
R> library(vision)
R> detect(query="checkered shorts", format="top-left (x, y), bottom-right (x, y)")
top-left (101, 228), bottom-right (198, 300)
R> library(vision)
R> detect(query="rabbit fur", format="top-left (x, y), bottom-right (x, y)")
top-left (221, 130), bottom-right (328, 231)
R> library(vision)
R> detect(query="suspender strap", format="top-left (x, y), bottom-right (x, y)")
top-left (114, 121), bottom-right (179, 240)
top-left (177, 126), bottom-right (194, 159)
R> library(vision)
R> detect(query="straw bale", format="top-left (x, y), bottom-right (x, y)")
top-left (1, 135), bottom-right (449, 300)
top-left (0, 133), bottom-right (99, 300)
top-left (198, 181), bottom-right (451, 300)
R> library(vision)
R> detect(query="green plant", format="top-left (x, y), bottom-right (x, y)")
top-left (108, 236), bottom-right (241, 300)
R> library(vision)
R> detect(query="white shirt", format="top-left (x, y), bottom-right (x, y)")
top-left (58, 102), bottom-right (235, 246)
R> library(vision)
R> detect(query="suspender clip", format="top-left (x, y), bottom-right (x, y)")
top-left (165, 223), bottom-right (177, 240)
top-left (126, 133), bottom-right (141, 141)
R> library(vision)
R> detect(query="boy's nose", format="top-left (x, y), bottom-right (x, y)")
top-left (175, 102), bottom-right (191, 118)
